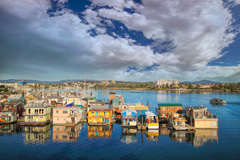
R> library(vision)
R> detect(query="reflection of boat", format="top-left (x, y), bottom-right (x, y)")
top-left (121, 128), bottom-right (137, 144)
top-left (210, 98), bottom-right (226, 104)
top-left (52, 123), bottom-right (83, 142)
top-left (146, 130), bottom-right (159, 141)
top-left (23, 124), bottom-right (51, 144)
top-left (88, 125), bottom-right (113, 139)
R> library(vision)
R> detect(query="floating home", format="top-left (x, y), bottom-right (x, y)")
top-left (157, 103), bottom-right (183, 122)
top-left (121, 103), bottom-right (149, 118)
top-left (8, 94), bottom-right (25, 104)
top-left (88, 125), bottom-right (113, 138)
top-left (168, 113), bottom-right (189, 130)
top-left (121, 108), bottom-right (137, 127)
top-left (185, 106), bottom-right (218, 129)
top-left (22, 101), bottom-right (51, 126)
top-left (88, 105), bottom-right (112, 125)
top-left (0, 101), bottom-right (24, 117)
top-left (0, 112), bottom-right (17, 124)
top-left (53, 107), bottom-right (82, 126)
top-left (145, 111), bottom-right (159, 129)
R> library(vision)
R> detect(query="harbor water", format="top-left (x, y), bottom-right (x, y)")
top-left (1, 90), bottom-right (240, 160)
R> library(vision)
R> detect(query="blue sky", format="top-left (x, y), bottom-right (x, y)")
top-left (0, 0), bottom-right (240, 82)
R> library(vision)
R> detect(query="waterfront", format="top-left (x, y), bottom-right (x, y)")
top-left (1, 90), bottom-right (240, 160)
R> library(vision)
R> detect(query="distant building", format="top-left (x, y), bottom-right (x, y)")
top-left (110, 80), bottom-right (116, 85)
top-left (156, 79), bottom-right (178, 87)
top-left (101, 80), bottom-right (110, 86)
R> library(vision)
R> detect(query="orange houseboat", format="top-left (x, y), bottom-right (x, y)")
top-left (157, 103), bottom-right (183, 122)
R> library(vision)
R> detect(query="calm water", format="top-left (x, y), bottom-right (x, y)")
top-left (1, 90), bottom-right (240, 160)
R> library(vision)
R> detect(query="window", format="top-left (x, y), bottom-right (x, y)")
top-left (73, 99), bottom-right (76, 102)
top-left (62, 135), bottom-right (67, 139)
top-left (56, 110), bottom-right (59, 114)
top-left (211, 121), bottom-right (217, 127)
top-left (40, 116), bottom-right (43, 119)
top-left (63, 111), bottom-right (68, 114)
top-left (91, 112), bottom-right (94, 115)
top-left (56, 135), bottom-right (58, 139)
top-left (163, 107), bottom-right (165, 111)
top-left (35, 109), bottom-right (38, 114)
top-left (42, 109), bottom-right (44, 114)
top-left (57, 118), bottom-right (59, 121)
top-left (28, 109), bottom-right (31, 114)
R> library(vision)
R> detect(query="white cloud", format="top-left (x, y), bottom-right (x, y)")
top-left (0, 0), bottom-right (239, 82)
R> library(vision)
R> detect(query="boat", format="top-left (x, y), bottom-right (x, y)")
top-left (145, 111), bottom-right (159, 129)
top-left (210, 98), bottom-right (226, 104)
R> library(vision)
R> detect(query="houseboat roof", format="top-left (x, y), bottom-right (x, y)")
top-left (0, 112), bottom-right (14, 115)
top-left (158, 103), bottom-right (183, 107)
top-left (8, 94), bottom-right (22, 99)
top-left (89, 105), bottom-right (111, 110)
top-left (145, 111), bottom-right (157, 117)
top-left (47, 95), bottom-right (61, 99)
top-left (53, 107), bottom-right (80, 110)
top-left (185, 106), bottom-right (207, 110)
top-left (25, 100), bottom-right (50, 108)
top-left (121, 108), bottom-right (137, 113)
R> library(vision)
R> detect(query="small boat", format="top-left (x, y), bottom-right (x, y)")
top-left (145, 111), bottom-right (159, 129)
top-left (210, 98), bottom-right (226, 104)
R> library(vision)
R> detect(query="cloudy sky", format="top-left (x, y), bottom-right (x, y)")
top-left (0, 0), bottom-right (240, 82)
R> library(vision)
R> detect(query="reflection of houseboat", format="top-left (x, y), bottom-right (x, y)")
top-left (22, 101), bottom-right (51, 126)
top-left (156, 103), bottom-right (183, 122)
top-left (53, 107), bottom-right (83, 127)
top-left (88, 105), bottom-right (112, 125)
top-left (0, 112), bottom-right (17, 124)
top-left (121, 127), bottom-right (137, 144)
top-left (169, 130), bottom-right (188, 142)
top-left (52, 123), bottom-right (83, 142)
top-left (23, 124), bottom-right (51, 144)
top-left (121, 108), bottom-right (137, 127)
top-left (186, 129), bottom-right (218, 147)
top-left (88, 125), bottom-right (113, 139)
top-left (146, 130), bottom-right (159, 141)
top-left (145, 111), bottom-right (159, 129)
top-left (210, 98), bottom-right (226, 104)
top-left (0, 123), bottom-right (22, 135)
top-left (159, 124), bottom-right (170, 136)
top-left (186, 106), bottom-right (218, 129)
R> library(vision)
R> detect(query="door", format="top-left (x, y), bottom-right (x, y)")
top-left (71, 118), bottom-right (75, 124)
top-left (96, 112), bottom-right (98, 117)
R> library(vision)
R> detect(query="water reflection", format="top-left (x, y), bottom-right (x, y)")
top-left (168, 129), bottom-right (218, 147)
top-left (23, 124), bottom-right (51, 144)
top-left (88, 125), bottom-right (113, 139)
top-left (0, 123), bottom-right (22, 135)
top-left (52, 123), bottom-right (83, 142)
top-left (145, 130), bottom-right (159, 141)
top-left (121, 127), bottom-right (137, 144)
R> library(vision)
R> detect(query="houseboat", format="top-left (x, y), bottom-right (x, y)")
top-left (185, 106), bottom-right (218, 129)
top-left (156, 103), bottom-right (183, 122)
top-left (88, 105), bottom-right (112, 125)
top-left (145, 111), bottom-right (159, 129)
top-left (121, 108), bottom-right (137, 127)
top-left (0, 112), bottom-right (17, 124)
top-left (167, 113), bottom-right (190, 130)
top-left (21, 101), bottom-right (51, 126)
top-left (53, 107), bottom-right (83, 126)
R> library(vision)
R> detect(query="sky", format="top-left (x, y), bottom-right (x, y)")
top-left (0, 0), bottom-right (240, 82)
